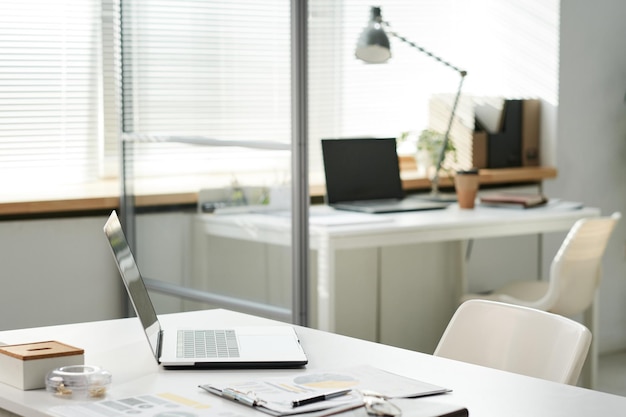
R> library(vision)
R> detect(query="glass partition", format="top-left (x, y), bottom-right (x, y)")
top-left (117, 0), bottom-right (558, 328)
top-left (119, 0), bottom-right (307, 324)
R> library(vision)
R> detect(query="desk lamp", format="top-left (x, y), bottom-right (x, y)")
top-left (355, 6), bottom-right (467, 201)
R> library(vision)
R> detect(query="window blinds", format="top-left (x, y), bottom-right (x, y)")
top-left (120, 0), bottom-right (292, 178)
top-left (0, 0), bottom-right (103, 187)
top-left (0, 0), bottom-right (558, 192)
top-left (307, 0), bottom-right (559, 180)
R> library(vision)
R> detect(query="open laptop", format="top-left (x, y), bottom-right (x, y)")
top-left (321, 138), bottom-right (449, 213)
top-left (103, 210), bottom-right (308, 369)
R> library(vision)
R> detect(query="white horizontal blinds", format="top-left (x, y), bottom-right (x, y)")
top-left (307, 0), bottom-right (465, 180)
top-left (0, 0), bottom-right (102, 187)
top-left (339, 1), bottom-right (461, 136)
top-left (306, 0), bottom-right (558, 178)
top-left (472, 0), bottom-right (559, 105)
top-left (120, 0), bottom-right (291, 178)
top-left (0, 1), bottom-right (557, 194)
top-left (307, 0), bottom-right (344, 185)
top-left (101, 0), bottom-right (122, 179)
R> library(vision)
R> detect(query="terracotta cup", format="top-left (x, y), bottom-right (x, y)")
top-left (455, 169), bottom-right (480, 209)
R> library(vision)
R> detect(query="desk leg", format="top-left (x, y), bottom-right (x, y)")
top-left (458, 239), bottom-right (471, 301)
top-left (379, 241), bottom-right (461, 353)
top-left (316, 232), bottom-right (335, 333)
top-left (581, 292), bottom-right (599, 389)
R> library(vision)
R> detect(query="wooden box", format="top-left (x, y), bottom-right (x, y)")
top-left (0, 341), bottom-right (84, 390)
top-left (429, 95), bottom-right (540, 170)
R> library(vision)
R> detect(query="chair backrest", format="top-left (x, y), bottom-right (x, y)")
top-left (434, 300), bottom-right (592, 385)
top-left (543, 212), bottom-right (620, 316)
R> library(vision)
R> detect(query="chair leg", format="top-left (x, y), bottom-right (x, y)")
top-left (458, 239), bottom-right (471, 298)
top-left (580, 293), bottom-right (599, 389)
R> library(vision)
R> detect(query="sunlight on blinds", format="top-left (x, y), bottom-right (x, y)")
top-left (0, 0), bottom-right (559, 193)
top-left (307, 0), bottom-right (559, 181)
top-left (0, 0), bottom-right (101, 187)
top-left (120, 0), bottom-right (292, 179)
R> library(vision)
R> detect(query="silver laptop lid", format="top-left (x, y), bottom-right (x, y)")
top-left (103, 211), bottom-right (162, 362)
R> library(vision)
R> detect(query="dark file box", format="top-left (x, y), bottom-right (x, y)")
top-left (487, 99), bottom-right (522, 168)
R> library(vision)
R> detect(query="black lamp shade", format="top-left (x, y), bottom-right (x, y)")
top-left (355, 7), bottom-right (391, 63)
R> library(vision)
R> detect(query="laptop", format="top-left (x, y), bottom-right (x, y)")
top-left (321, 138), bottom-right (449, 213)
top-left (103, 210), bottom-right (308, 369)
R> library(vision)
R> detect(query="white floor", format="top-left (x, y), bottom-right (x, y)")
top-left (598, 350), bottom-right (626, 396)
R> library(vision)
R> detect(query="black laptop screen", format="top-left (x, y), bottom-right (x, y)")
top-left (321, 138), bottom-right (405, 204)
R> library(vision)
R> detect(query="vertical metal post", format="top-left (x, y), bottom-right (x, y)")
top-left (291, 0), bottom-right (309, 326)
top-left (117, 0), bottom-right (136, 252)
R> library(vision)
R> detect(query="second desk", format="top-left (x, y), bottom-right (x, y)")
top-left (192, 202), bottom-right (600, 353)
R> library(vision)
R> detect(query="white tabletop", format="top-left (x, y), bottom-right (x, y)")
top-left (0, 309), bottom-right (624, 417)
top-left (195, 202), bottom-right (602, 336)
top-left (198, 202), bottom-right (601, 249)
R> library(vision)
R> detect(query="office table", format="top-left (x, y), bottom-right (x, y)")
top-left (194, 202), bottom-right (600, 346)
top-left (0, 309), bottom-right (623, 417)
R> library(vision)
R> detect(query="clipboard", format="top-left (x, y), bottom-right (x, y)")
top-left (199, 384), bottom-right (362, 416)
top-left (199, 365), bottom-right (453, 416)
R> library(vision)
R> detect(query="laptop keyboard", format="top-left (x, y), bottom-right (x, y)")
top-left (176, 329), bottom-right (240, 358)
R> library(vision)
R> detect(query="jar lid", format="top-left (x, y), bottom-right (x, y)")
top-left (45, 365), bottom-right (111, 399)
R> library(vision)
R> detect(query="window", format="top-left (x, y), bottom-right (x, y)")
top-left (307, 0), bottom-right (559, 181)
top-left (0, 0), bottom-right (559, 199)
top-left (0, 0), bottom-right (107, 190)
top-left (120, 0), bottom-right (292, 182)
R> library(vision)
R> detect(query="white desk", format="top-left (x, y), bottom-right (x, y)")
top-left (194, 203), bottom-right (600, 348)
top-left (0, 309), bottom-right (623, 417)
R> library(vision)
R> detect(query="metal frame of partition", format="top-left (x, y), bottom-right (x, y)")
top-left (118, 0), bottom-right (310, 326)
top-left (290, 0), bottom-right (309, 327)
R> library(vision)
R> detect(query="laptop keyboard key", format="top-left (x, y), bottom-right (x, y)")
top-left (176, 330), bottom-right (240, 358)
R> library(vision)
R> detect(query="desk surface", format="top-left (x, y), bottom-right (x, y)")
top-left (0, 309), bottom-right (624, 417)
top-left (200, 201), bottom-right (601, 249)
top-left (194, 202), bottom-right (602, 341)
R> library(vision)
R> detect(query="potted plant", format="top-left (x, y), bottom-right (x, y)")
top-left (416, 129), bottom-right (456, 177)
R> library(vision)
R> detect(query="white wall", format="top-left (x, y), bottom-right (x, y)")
top-left (0, 216), bottom-right (126, 331)
top-left (552, 0), bottom-right (626, 353)
top-left (0, 213), bottom-right (192, 332)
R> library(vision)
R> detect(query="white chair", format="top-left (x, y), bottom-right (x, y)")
top-left (460, 212), bottom-right (620, 387)
top-left (434, 299), bottom-right (592, 385)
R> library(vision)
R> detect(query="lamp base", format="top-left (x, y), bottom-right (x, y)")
top-left (416, 191), bottom-right (458, 203)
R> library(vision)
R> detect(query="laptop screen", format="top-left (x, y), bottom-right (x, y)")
top-left (103, 211), bottom-right (161, 360)
top-left (321, 138), bottom-right (405, 204)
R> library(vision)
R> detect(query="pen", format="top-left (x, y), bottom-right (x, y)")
top-left (222, 387), bottom-right (258, 407)
top-left (292, 389), bottom-right (352, 408)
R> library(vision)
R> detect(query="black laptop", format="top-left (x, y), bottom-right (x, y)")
top-left (321, 138), bottom-right (448, 213)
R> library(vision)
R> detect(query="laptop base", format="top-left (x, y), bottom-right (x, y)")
top-left (415, 191), bottom-right (458, 204)
top-left (332, 198), bottom-right (448, 214)
top-left (163, 361), bottom-right (307, 369)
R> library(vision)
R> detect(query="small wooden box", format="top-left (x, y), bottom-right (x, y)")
top-left (0, 341), bottom-right (84, 390)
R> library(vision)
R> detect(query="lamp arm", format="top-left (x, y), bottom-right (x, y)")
top-left (431, 73), bottom-right (466, 195)
top-left (383, 24), bottom-right (467, 78)
top-left (382, 22), bottom-right (468, 196)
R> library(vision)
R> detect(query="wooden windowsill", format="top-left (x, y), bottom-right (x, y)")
top-left (0, 166), bottom-right (557, 218)
top-left (401, 166), bottom-right (558, 191)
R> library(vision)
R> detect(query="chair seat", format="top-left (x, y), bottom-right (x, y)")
top-left (434, 300), bottom-right (592, 385)
top-left (458, 212), bottom-right (621, 388)
top-left (462, 280), bottom-right (550, 304)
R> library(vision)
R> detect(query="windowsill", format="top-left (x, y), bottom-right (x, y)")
top-left (0, 166), bottom-right (557, 218)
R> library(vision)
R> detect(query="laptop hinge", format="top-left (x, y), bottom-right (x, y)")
top-left (157, 329), bottom-right (164, 363)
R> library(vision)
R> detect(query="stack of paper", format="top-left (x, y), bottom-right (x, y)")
top-left (199, 365), bottom-right (466, 417)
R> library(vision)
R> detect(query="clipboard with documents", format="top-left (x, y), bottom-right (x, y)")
top-left (199, 365), bottom-right (453, 417)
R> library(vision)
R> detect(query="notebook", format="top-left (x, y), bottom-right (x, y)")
top-left (321, 138), bottom-right (449, 213)
top-left (103, 210), bottom-right (308, 369)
